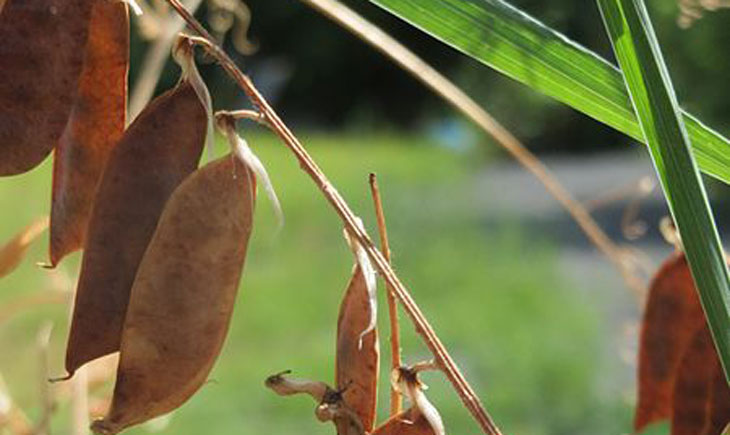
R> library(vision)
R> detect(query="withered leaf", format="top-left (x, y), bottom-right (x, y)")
top-left (92, 155), bottom-right (255, 434)
top-left (65, 80), bottom-right (206, 376)
top-left (0, 217), bottom-right (48, 279)
top-left (372, 408), bottom-right (437, 435)
top-left (49, 0), bottom-right (129, 266)
top-left (335, 265), bottom-right (380, 433)
top-left (635, 251), bottom-right (708, 431)
top-left (0, 0), bottom-right (94, 175)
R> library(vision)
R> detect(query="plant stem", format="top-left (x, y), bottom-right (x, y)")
top-left (128, 0), bottom-right (205, 121)
top-left (166, 1), bottom-right (502, 433)
top-left (368, 173), bottom-right (402, 417)
top-left (299, 0), bottom-right (646, 302)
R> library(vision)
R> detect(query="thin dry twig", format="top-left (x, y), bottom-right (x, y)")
top-left (129, 0), bottom-right (205, 120)
top-left (34, 322), bottom-right (55, 435)
top-left (0, 374), bottom-right (33, 435)
top-left (299, 0), bottom-right (647, 302)
top-left (165, 2), bottom-right (502, 433)
top-left (369, 173), bottom-right (402, 417)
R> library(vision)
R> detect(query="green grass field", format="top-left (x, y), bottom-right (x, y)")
top-left (0, 133), bottom-right (633, 434)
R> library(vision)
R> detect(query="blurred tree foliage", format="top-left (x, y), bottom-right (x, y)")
top-left (131, 0), bottom-right (730, 153)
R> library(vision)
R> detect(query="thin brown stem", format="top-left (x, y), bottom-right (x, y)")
top-left (299, 0), bottom-right (646, 303)
top-left (368, 173), bottom-right (402, 417)
top-left (166, 2), bottom-right (501, 433)
top-left (129, 0), bottom-right (205, 121)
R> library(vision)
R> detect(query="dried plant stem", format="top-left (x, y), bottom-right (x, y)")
top-left (0, 374), bottom-right (33, 435)
top-left (299, 0), bottom-right (646, 302)
top-left (368, 173), bottom-right (402, 417)
top-left (166, 1), bottom-right (501, 433)
top-left (35, 322), bottom-right (55, 435)
top-left (129, 0), bottom-right (205, 120)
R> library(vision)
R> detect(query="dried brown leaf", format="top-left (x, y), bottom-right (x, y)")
top-left (49, 0), bottom-right (129, 266)
top-left (635, 251), bottom-right (708, 431)
top-left (0, 0), bottom-right (94, 175)
top-left (65, 80), bottom-right (206, 376)
top-left (335, 265), bottom-right (380, 433)
top-left (0, 217), bottom-right (49, 279)
top-left (91, 155), bottom-right (255, 434)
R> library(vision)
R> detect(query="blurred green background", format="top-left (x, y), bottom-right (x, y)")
top-left (2, 0), bottom-right (730, 434)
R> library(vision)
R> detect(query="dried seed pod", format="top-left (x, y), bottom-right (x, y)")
top-left (265, 371), bottom-right (330, 401)
top-left (391, 366), bottom-right (445, 435)
top-left (91, 155), bottom-right (255, 434)
top-left (315, 400), bottom-right (366, 435)
top-left (0, 0), bottom-right (94, 175)
top-left (335, 265), bottom-right (379, 432)
top-left (0, 217), bottom-right (49, 279)
top-left (707, 364), bottom-right (730, 435)
top-left (671, 326), bottom-right (717, 435)
top-left (635, 251), bottom-right (707, 431)
top-left (49, 0), bottom-right (129, 266)
top-left (65, 80), bottom-right (207, 377)
top-left (372, 407), bottom-right (437, 435)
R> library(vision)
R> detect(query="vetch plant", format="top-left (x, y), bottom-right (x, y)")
top-left (1, 0), bottom-right (730, 433)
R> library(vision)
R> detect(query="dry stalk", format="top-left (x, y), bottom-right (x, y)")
top-left (34, 322), bottom-right (55, 435)
top-left (129, 0), bottom-right (205, 120)
top-left (368, 173), bottom-right (402, 417)
top-left (299, 0), bottom-right (647, 302)
top-left (165, 1), bottom-right (502, 433)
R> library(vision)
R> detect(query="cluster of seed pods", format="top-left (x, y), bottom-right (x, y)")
top-left (0, 2), bottom-right (277, 432)
top-left (265, 227), bottom-right (445, 434)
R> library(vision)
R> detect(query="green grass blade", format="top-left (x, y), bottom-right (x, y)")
top-left (596, 0), bottom-right (730, 382)
top-left (367, 0), bottom-right (730, 184)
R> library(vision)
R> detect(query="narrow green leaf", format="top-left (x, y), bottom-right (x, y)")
top-left (367, 0), bottom-right (730, 184)
top-left (596, 0), bottom-right (730, 383)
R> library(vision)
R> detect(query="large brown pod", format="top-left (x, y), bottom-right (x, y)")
top-left (635, 251), bottom-right (708, 431)
top-left (91, 155), bottom-right (255, 434)
top-left (65, 81), bottom-right (206, 376)
top-left (335, 265), bottom-right (379, 433)
top-left (49, 0), bottom-right (129, 266)
top-left (671, 326), bottom-right (718, 435)
top-left (0, 0), bottom-right (94, 175)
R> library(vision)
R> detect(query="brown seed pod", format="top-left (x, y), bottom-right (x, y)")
top-left (390, 366), bottom-right (445, 435)
top-left (635, 251), bottom-right (708, 431)
top-left (0, 0), bottom-right (94, 175)
top-left (671, 326), bottom-right (717, 435)
top-left (372, 407), bottom-right (437, 435)
top-left (707, 363), bottom-right (730, 435)
top-left (91, 155), bottom-right (255, 434)
top-left (0, 217), bottom-right (49, 279)
top-left (335, 265), bottom-right (379, 432)
top-left (49, 0), bottom-right (129, 267)
top-left (65, 80), bottom-right (207, 377)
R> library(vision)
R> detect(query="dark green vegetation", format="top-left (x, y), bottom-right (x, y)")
top-left (0, 134), bottom-right (627, 434)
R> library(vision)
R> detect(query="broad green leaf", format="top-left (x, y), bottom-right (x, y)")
top-left (366, 0), bottom-right (730, 184)
top-left (596, 0), bottom-right (730, 384)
